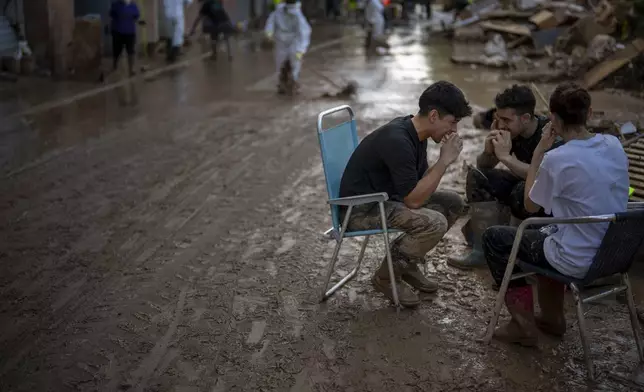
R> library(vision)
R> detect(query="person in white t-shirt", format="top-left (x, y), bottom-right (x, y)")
top-left (481, 82), bottom-right (629, 347)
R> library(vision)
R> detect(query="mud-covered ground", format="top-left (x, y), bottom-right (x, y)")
top-left (1, 24), bottom-right (644, 392)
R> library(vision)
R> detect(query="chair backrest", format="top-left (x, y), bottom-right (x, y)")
top-left (316, 105), bottom-right (359, 230)
top-left (584, 207), bottom-right (644, 283)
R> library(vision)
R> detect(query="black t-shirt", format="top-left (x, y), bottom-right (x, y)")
top-left (200, 0), bottom-right (231, 26)
top-left (339, 116), bottom-right (429, 202)
top-left (510, 115), bottom-right (551, 164)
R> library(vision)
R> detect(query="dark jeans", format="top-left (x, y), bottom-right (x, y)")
top-left (482, 226), bottom-right (558, 288)
top-left (467, 167), bottom-right (545, 220)
top-left (207, 23), bottom-right (233, 57)
top-left (326, 0), bottom-right (340, 18)
top-left (112, 32), bottom-right (135, 68)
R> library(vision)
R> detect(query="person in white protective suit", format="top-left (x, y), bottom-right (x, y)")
top-left (264, 0), bottom-right (311, 95)
top-left (364, 0), bottom-right (388, 50)
top-left (163, 0), bottom-right (193, 62)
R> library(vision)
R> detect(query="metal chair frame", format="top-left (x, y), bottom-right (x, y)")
top-left (483, 203), bottom-right (644, 380)
top-left (316, 105), bottom-right (401, 308)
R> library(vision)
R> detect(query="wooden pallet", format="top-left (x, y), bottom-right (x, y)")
top-left (625, 134), bottom-right (644, 201)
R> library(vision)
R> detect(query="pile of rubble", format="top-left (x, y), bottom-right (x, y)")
top-left (447, 0), bottom-right (644, 96)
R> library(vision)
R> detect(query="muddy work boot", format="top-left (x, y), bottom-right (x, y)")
top-left (448, 201), bottom-right (509, 270)
top-left (535, 276), bottom-right (566, 337)
top-left (371, 260), bottom-right (420, 308)
top-left (372, 36), bottom-right (390, 50)
top-left (494, 285), bottom-right (538, 347)
top-left (401, 263), bottom-right (439, 293)
top-left (277, 60), bottom-right (292, 95)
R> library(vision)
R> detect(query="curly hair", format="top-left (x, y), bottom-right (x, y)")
top-left (494, 84), bottom-right (536, 116)
top-left (418, 81), bottom-right (473, 120)
top-left (549, 82), bottom-right (591, 127)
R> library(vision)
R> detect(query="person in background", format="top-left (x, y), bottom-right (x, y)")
top-left (326, 0), bottom-right (341, 19)
top-left (365, 0), bottom-right (388, 50)
top-left (163, 0), bottom-right (193, 62)
top-left (110, 0), bottom-right (140, 76)
top-left (190, 0), bottom-right (234, 61)
top-left (482, 82), bottom-right (629, 346)
top-left (425, 0), bottom-right (433, 19)
top-left (264, 0), bottom-right (311, 95)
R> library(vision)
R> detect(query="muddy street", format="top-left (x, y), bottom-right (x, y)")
top-left (1, 23), bottom-right (644, 392)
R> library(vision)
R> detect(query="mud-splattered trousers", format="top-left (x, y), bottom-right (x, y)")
top-left (482, 226), bottom-right (559, 288)
top-left (343, 190), bottom-right (466, 273)
top-left (466, 167), bottom-right (545, 220)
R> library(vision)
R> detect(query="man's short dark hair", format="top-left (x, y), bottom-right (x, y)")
top-left (494, 84), bottom-right (536, 116)
top-left (418, 81), bottom-right (472, 120)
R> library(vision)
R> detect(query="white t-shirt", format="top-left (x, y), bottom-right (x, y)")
top-left (528, 134), bottom-right (629, 278)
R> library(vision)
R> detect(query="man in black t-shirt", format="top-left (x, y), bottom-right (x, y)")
top-left (448, 84), bottom-right (555, 270)
top-left (339, 81), bottom-right (472, 308)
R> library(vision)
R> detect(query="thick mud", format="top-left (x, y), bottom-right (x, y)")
top-left (1, 24), bottom-right (643, 392)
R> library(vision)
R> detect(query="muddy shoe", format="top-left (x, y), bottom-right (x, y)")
top-left (493, 319), bottom-right (537, 347)
top-left (461, 219), bottom-right (473, 247)
top-left (535, 316), bottom-right (566, 337)
top-left (447, 249), bottom-right (486, 270)
top-left (401, 264), bottom-right (438, 293)
top-left (371, 275), bottom-right (420, 308)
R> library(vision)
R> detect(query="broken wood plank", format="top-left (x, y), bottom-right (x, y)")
top-left (479, 21), bottom-right (532, 37)
top-left (623, 133), bottom-right (644, 148)
top-left (530, 10), bottom-right (559, 29)
top-left (483, 10), bottom-right (534, 19)
top-left (582, 38), bottom-right (644, 89)
top-left (630, 166), bottom-right (644, 176)
top-left (507, 36), bottom-right (530, 49)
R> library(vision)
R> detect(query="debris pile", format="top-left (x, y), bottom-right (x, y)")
top-left (445, 0), bottom-right (644, 95)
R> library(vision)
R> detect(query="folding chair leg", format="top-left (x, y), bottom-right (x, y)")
top-left (378, 201), bottom-right (400, 308)
top-left (571, 283), bottom-right (595, 380)
top-left (623, 273), bottom-right (644, 362)
top-left (319, 235), bottom-right (370, 302)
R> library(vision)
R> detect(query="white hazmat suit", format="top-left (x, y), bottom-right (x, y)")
top-left (365, 0), bottom-right (385, 39)
top-left (265, 2), bottom-right (311, 83)
top-left (163, 0), bottom-right (193, 47)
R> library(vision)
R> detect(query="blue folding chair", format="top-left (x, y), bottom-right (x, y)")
top-left (483, 202), bottom-right (644, 380)
top-left (316, 105), bottom-right (401, 307)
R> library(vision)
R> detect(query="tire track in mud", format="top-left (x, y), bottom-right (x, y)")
top-left (0, 98), bottom-right (336, 390)
top-left (0, 100), bottom-right (306, 384)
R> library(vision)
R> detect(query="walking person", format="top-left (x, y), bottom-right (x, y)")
top-left (365, 0), bottom-right (388, 50)
top-left (264, 0), bottom-right (311, 95)
top-left (163, 0), bottom-right (193, 63)
top-left (190, 0), bottom-right (235, 61)
top-left (110, 0), bottom-right (140, 76)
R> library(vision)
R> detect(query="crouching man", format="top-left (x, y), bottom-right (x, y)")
top-left (448, 84), bottom-right (556, 270)
top-left (339, 81), bottom-right (471, 308)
